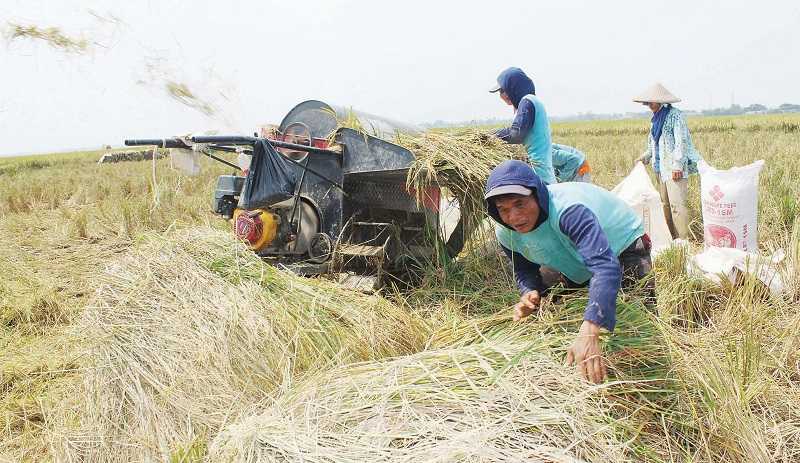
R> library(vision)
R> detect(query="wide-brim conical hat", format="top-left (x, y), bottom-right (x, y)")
top-left (633, 83), bottom-right (681, 104)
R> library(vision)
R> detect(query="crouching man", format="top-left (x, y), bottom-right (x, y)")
top-left (485, 160), bottom-right (654, 383)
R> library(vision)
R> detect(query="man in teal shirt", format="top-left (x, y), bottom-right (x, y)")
top-left (486, 160), bottom-right (654, 383)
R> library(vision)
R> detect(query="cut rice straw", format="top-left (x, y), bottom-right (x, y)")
top-left (6, 22), bottom-right (89, 54)
top-left (209, 338), bottom-right (628, 462)
top-left (49, 227), bottom-right (429, 462)
top-left (331, 110), bottom-right (521, 245)
top-left (400, 129), bottom-right (520, 240)
top-left (165, 80), bottom-right (216, 116)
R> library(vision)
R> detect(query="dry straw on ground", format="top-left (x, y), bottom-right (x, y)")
top-left (209, 339), bottom-right (626, 463)
top-left (3, 115), bottom-right (800, 462)
top-left (50, 227), bottom-right (428, 462)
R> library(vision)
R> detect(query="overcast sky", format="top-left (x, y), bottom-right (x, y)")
top-left (1, 0), bottom-right (798, 155)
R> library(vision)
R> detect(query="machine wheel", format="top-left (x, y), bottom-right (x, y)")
top-left (308, 232), bottom-right (333, 263)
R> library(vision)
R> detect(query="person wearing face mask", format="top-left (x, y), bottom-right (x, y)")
top-left (634, 83), bottom-right (702, 239)
top-left (485, 160), bottom-right (654, 384)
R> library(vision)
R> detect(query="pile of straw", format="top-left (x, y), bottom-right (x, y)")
top-left (209, 338), bottom-right (626, 462)
top-left (52, 227), bottom-right (428, 462)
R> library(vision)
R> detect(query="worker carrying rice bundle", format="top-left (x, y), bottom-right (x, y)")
top-left (490, 67), bottom-right (592, 184)
top-left (485, 160), bottom-right (654, 383)
top-left (634, 83), bottom-right (702, 239)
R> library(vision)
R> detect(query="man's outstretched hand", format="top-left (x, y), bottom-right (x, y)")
top-left (512, 290), bottom-right (541, 321)
top-left (565, 320), bottom-right (607, 384)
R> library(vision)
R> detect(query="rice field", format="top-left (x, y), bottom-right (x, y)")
top-left (1, 113), bottom-right (799, 462)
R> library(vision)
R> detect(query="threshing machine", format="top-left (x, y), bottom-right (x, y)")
top-left (125, 100), bottom-right (464, 290)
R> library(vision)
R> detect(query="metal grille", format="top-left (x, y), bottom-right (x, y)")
top-left (345, 181), bottom-right (419, 212)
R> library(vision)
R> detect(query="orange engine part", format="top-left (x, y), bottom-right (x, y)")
top-left (232, 208), bottom-right (279, 251)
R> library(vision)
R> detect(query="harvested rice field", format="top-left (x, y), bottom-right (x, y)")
top-left (2, 114), bottom-right (800, 462)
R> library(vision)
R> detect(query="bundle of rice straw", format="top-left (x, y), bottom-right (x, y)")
top-left (6, 22), bottom-right (88, 54)
top-left (165, 80), bottom-right (216, 116)
top-left (52, 227), bottom-right (428, 462)
top-left (209, 338), bottom-right (627, 462)
top-left (401, 130), bottom-right (521, 238)
top-left (331, 114), bottom-right (520, 248)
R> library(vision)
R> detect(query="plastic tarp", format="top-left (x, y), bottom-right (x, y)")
top-left (688, 245), bottom-right (785, 296)
top-left (612, 162), bottom-right (673, 256)
top-left (240, 140), bottom-right (297, 210)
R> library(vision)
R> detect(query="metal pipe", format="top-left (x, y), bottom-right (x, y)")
top-left (192, 135), bottom-right (340, 156)
top-left (124, 138), bottom-right (188, 148)
top-left (125, 136), bottom-right (346, 194)
top-left (202, 150), bottom-right (241, 170)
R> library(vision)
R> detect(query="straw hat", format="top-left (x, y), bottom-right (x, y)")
top-left (633, 83), bottom-right (681, 104)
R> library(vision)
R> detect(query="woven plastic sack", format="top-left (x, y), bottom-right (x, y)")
top-left (698, 160), bottom-right (764, 252)
top-left (612, 162), bottom-right (673, 255)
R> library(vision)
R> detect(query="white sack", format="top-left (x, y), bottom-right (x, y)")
top-left (698, 159), bottom-right (764, 252)
top-left (612, 162), bottom-right (674, 256)
top-left (169, 148), bottom-right (201, 176)
top-left (237, 151), bottom-right (251, 175)
top-left (439, 195), bottom-right (461, 242)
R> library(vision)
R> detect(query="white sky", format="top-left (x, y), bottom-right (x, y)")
top-left (1, 0), bottom-right (798, 155)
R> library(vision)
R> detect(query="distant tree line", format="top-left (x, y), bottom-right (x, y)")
top-left (692, 103), bottom-right (800, 117)
top-left (423, 103), bottom-right (800, 128)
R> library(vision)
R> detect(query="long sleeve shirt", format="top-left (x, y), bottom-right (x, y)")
top-left (500, 204), bottom-right (621, 331)
top-left (494, 98), bottom-right (536, 144)
top-left (641, 107), bottom-right (703, 182)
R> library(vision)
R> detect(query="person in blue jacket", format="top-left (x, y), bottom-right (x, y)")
top-left (485, 160), bottom-right (654, 383)
top-left (490, 67), bottom-right (557, 184)
top-left (552, 143), bottom-right (592, 183)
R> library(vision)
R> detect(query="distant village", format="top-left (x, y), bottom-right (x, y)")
top-left (424, 103), bottom-right (800, 128)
